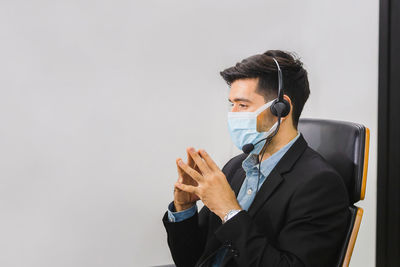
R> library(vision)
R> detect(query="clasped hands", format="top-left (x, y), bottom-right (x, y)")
top-left (174, 147), bottom-right (241, 221)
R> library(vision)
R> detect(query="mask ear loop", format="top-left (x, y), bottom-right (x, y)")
top-left (254, 98), bottom-right (276, 116)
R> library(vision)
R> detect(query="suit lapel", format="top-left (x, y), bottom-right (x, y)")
top-left (197, 135), bottom-right (308, 266)
top-left (248, 134), bottom-right (308, 217)
top-left (248, 170), bottom-right (283, 217)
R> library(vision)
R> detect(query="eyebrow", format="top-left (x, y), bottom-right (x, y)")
top-left (228, 98), bottom-right (253, 103)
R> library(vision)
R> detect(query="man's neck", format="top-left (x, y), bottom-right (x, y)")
top-left (259, 128), bottom-right (298, 162)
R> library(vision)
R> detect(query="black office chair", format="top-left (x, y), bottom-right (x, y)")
top-left (298, 118), bottom-right (370, 267)
top-left (157, 118), bottom-right (370, 267)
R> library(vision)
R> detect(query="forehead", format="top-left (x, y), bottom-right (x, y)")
top-left (229, 78), bottom-right (263, 100)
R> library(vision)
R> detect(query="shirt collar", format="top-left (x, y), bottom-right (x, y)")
top-left (242, 132), bottom-right (301, 177)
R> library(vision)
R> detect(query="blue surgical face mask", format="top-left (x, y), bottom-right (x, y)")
top-left (227, 99), bottom-right (278, 154)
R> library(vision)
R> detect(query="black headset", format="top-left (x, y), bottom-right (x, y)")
top-left (251, 57), bottom-right (291, 195)
top-left (241, 57), bottom-right (291, 155)
top-left (241, 57), bottom-right (292, 196)
top-left (270, 58), bottom-right (290, 118)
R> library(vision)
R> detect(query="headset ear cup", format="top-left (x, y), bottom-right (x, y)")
top-left (270, 99), bottom-right (279, 117)
top-left (280, 98), bottom-right (290, 117)
top-left (270, 99), bottom-right (290, 117)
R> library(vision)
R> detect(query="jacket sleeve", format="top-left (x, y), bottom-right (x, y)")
top-left (162, 155), bottom-right (244, 267)
top-left (214, 170), bottom-right (349, 267)
top-left (162, 205), bottom-right (211, 267)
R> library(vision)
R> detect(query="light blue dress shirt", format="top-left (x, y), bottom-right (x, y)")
top-left (167, 133), bottom-right (300, 266)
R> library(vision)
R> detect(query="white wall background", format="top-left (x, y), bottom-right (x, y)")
top-left (0, 0), bottom-right (378, 266)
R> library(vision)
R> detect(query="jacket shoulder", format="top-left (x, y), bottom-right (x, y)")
top-left (297, 147), bottom-right (342, 178)
top-left (290, 147), bottom-right (348, 198)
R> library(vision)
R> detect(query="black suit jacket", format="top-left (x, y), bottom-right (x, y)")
top-left (163, 135), bottom-right (349, 267)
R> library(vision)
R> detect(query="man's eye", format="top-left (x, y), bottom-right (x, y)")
top-left (239, 104), bottom-right (248, 108)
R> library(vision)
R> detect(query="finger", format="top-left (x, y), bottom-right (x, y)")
top-left (187, 150), bottom-right (195, 167)
top-left (199, 149), bottom-right (220, 171)
top-left (178, 159), bottom-right (203, 182)
top-left (175, 182), bottom-right (197, 194)
top-left (173, 186), bottom-right (181, 193)
top-left (175, 158), bottom-right (185, 183)
top-left (176, 159), bottom-right (199, 187)
top-left (187, 147), bottom-right (210, 174)
top-left (187, 151), bottom-right (201, 173)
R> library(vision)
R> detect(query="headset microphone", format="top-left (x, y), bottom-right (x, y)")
top-left (242, 144), bottom-right (255, 154)
top-left (242, 137), bottom-right (269, 154)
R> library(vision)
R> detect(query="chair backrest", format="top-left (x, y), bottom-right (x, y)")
top-left (298, 118), bottom-right (370, 267)
top-left (298, 118), bottom-right (369, 204)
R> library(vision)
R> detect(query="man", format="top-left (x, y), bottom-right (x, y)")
top-left (162, 50), bottom-right (349, 266)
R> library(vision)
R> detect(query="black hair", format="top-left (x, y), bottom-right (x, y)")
top-left (220, 50), bottom-right (310, 128)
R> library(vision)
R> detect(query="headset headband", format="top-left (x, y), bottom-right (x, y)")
top-left (272, 58), bottom-right (283, 101)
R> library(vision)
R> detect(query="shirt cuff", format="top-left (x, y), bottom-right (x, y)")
top-left (223, 209), bottom-right (242, 223)
top-left (167, 201), bottom-right (197, 222)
